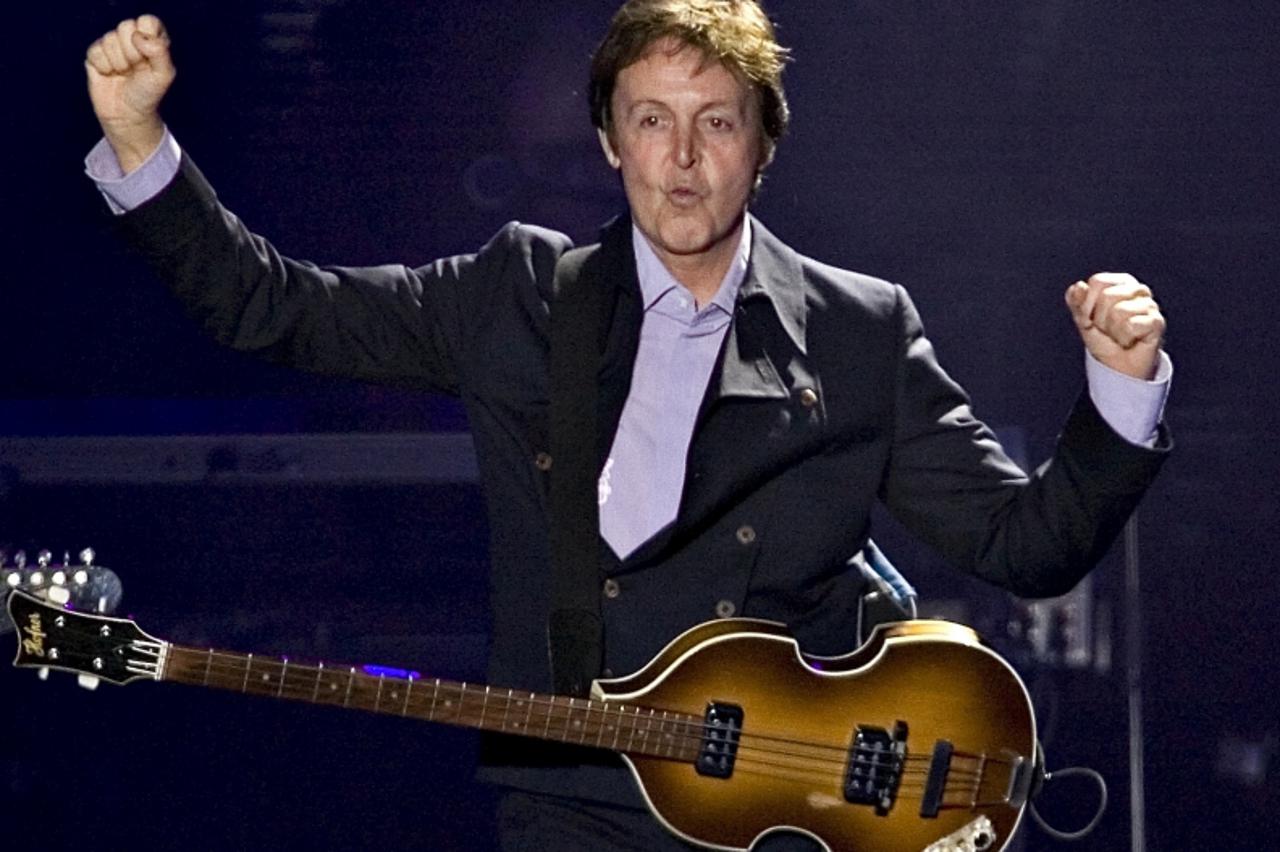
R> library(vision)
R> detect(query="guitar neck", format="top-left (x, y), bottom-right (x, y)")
top-left (162, 644), bottom-right (700, 762)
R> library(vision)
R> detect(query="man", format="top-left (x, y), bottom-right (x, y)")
top-left (85, 2), bottom-right (1169, 849)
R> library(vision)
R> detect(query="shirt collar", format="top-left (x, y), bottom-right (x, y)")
top-left (631, 216), bottom-right (752, 316)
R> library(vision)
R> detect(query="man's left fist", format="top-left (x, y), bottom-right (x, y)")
top-left (1065, 273), bottom-right (1166, 380)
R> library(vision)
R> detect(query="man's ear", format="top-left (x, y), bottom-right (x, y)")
top-left (597, 127), bottom-right (622, 170)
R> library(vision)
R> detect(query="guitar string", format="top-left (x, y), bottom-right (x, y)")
top-left (178, 649), bottom-right (991, 803)
top-left (169, 654), bottom-right (1000, 793)
top-left (172, 647), bottom-right (1008, 767)
top-left (167, 649), bottom-right (1008, 767)
top-left (173, 650), bottom-right (1013, 775)
top-left (171, 650), bottom-right (1006, 776)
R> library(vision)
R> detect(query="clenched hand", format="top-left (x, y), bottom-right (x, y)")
top-left (85, 15), bottom-right (176, 174)
top-left (1065, 273), bottom-right (1166, 380)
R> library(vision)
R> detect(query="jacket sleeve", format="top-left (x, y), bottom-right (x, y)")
top-left (110, 155), bottom-right (565, 395)
top-left (879, 284), bottom-right (1171, 597)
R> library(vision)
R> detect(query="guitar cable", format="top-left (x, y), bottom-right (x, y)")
top-left (1028, 741), bottom-right (1110, 842)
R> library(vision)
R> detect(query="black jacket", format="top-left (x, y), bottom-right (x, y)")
top-left (116, 156), bottom-right (1169, 805)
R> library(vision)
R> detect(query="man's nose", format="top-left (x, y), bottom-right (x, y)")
top-left (674, 123), bottom-right (699, 168)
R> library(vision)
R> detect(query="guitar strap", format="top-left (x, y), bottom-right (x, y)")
top-left (547, 244), bottom-right (606, 697)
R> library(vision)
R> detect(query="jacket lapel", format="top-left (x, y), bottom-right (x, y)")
top-left (589, 216), bottom-right (644, 473)
top-left (712, 215), bottom-right (810, 405)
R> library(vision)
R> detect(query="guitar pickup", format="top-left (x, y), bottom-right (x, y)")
top-left (845, 720), bottom-right (908, 815)
top-left (695, 703), bottom-right (743, 779)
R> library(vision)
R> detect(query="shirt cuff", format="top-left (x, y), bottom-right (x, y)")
top-left (1085, 350), bottom-right (1172, 448)
top-left (84, 129), bottom-right (183, 215)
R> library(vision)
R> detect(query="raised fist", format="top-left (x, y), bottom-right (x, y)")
top-left (85, 15), bottom-right (175, 173)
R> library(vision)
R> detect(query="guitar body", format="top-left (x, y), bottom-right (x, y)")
top-left (596, 619), bottom-right (1036, 852)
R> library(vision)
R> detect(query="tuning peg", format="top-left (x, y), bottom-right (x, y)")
top-left (77, 675), bottom-right (101, 691)
top-left (37, 550), bottom-right (52, 568)
top-left (4, 571), bottom-right (19, 589)
top-left (79, 548), bottom-right (96, 567)
top-left (14, 551), bottom-right (27, 568)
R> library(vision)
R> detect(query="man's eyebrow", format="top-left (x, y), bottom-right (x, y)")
top-left (624, 98), bottom-right (741, 115)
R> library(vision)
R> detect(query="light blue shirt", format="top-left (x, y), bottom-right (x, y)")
top-left (598, 221), bottom-right (750, 558)
top-left (87, 132), bottom-right (1172, 560)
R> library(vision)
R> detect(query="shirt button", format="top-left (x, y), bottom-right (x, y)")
top-left (798, 388), bottom-right (819, 408)
top-left (602, 579), bottom-right (621, 599)
top-left (534, 452), bottom-right (553, 472)
top-left (715, 600), bottom-right (737, 618)
top-left (735, 525), bottom-right (757, 546)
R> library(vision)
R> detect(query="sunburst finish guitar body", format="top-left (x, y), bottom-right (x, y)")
top-left (7, 590), bottom-right (1036, 851)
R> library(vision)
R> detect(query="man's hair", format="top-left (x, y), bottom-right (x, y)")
top-left (589, 0), bottom-right (791, 159)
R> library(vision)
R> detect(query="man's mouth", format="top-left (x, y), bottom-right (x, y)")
top-left (667, 187), bottom-right (702, 207)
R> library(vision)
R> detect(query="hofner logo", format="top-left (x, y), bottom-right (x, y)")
top-left (22, 612), bottom-right (47, 658)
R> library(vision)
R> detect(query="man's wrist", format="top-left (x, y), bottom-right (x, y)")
top-left (86, 126), bottom-right (182, 215)
top-left (102, 120), bottom-right (167, 175)
top-left (1085, 350), bottom-right (1172, 448)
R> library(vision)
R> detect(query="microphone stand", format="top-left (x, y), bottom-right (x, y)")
top-left (1124, 514), bottom-right (1146, 852)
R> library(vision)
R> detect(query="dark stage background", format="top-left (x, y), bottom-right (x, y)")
top-left (2, 1), bottom-right (1277, 849)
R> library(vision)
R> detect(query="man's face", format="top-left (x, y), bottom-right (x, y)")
top-left (600, 39), bottom-right (765, 275)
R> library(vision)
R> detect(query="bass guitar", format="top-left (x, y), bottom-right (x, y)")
top-left (6, 589), bottom-right (1037, 852)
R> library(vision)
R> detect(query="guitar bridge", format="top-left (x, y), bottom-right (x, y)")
top-left (845, 721), bottom-right (908, 815)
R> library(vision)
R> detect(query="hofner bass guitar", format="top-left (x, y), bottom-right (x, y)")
top-left (7, 589), bottom-right (1038, 852)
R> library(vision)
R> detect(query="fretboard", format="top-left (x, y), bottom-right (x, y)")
top-left (162, 644), bottom-right (701, 762)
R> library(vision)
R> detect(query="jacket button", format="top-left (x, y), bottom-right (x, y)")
top-left (602, 579), bottom-right (621, 599)
top-left (715, 600), bottom-right (737, 618)
top-left (534, 452), bottom-right (553, 472)
top-left (735, 525), bottom-right (757, 546)
top-left (798, 388), bottom-right (819, 408)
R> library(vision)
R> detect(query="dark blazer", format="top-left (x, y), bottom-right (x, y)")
top-left (116, 156), bottom-right (1169, 806)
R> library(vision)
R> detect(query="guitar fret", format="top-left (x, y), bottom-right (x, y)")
top-left (524, 692), bottom-right (536, 736)
top-left (455, 682), bottom-right (466, 721)
top-left (277, 659), bottom-right (288, 698)
top-left (543, 695), bottom-right (556, 739)
top-left (374, 674), bottom-right (385, 711)
top-left (313, 662), bottom-right (324, 702)
top-left (500, 688), bottom-right (513, 733)
top-left (610, 705), bottom-right (623, 751)
top-left (343, 668), bottom-right (356, 707)
top-left (402, 675), bottom-right (414, 716)
top-left (624, 706), bottom-right (639, 754)
top-left (202, 649), bottom-right (214, 686)
top-left (430, 679), bottom-right (441, 720)
top-left (478, 685), bottom-right (491, 729)
top-left (242, 653), bottom-right (253, 693)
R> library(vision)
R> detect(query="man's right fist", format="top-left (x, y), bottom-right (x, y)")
top-left (86, 15), bottom-right (175, 174)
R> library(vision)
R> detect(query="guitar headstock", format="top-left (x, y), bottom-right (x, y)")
top-left (1, 549), bottom-right (122, 631)
top-left (6, 590), bottom-right (164, 686)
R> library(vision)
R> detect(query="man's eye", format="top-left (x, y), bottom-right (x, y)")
top-left (707, 117), bottom-right (732, 130)
top-left (641, 115), bottom-right (661, 127)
